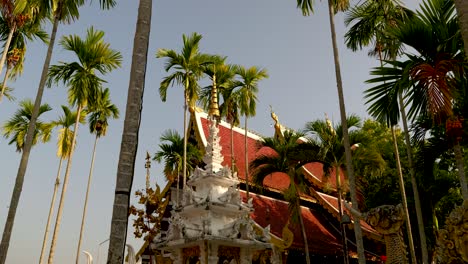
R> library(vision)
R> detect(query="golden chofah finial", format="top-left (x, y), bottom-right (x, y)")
top-left (270, 105), bottom-right (284, 142)
top-left (270, 105), bottom-right (279, 126)
top-left (325, 113), bottom-right (336, 135)
top-left (208, 74), bottom-right (220, 120)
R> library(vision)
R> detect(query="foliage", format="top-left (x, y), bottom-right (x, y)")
top-left (250, 130), bottom-right (321, 221)
top-left (129, 184), bottom-right (169, 242)
top-left (153, 130), bottom-right (202, 182)
top-left (2, 99), bottom-right (52, 151)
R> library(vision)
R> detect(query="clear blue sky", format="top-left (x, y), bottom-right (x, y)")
top-left (0, 0), bottom-right (422, 263)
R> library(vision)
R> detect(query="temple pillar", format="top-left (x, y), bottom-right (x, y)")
top-left (240, 248), bottom-right (252, 264)
top-left (208, 243), bottom-right (219, 263)
top-left (199, 242), bottom-right (207, 264)
top-left (170, 249), bottom-right (183, 264)
top-left (271, 247), bottom-right (282, 264)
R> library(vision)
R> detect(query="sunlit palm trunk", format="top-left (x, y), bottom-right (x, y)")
top-left (326, 1), bottom-right (365, 262)
top-left (0, 65), bottom-right (12, 102)
top-left (336, 168), bottom-right (349, 264)
top-left (454, 0), bottom-right (468, 58)
top-left (391, 126), bottom-right (417, 263)
top-left (296, 197), bottom-right (310, 264)
top-left (183, 89), bottom-right (188, 190)
top-left (39, 158), bottom-right (64, 264)
top-left (0, 11), bottom-right (60, 264)
top-left (48, 104), bottom-right (83, 264)
top-left (244, 117), bottom-right (249, 198)
top-left (230, 122), bottom-right (234, 172)
top-left (75, 136), bottom-right (99, 264)
top-left (398, 93), bottom-right (429, 263)
top-left (107, 0), bottom-right (152, 262)
top-left (0, 24), bottom-right (16, 78)
top-left (454, 142), bottom-right (468, 199)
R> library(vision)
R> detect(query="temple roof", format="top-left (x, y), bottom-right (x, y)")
top-left (240, 191), bottom-right (343, 255)
top-left (190, 110), bottom-right (381, 241)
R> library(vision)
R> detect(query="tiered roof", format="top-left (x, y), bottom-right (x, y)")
top-left (189, 110), bottom-right (383, 250)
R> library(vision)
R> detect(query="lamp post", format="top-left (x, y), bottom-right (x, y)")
top-left (96, 238), bottom-right (109, 264)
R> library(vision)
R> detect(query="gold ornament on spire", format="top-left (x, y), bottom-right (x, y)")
top-left (208, 73), bottom-right (220, 120)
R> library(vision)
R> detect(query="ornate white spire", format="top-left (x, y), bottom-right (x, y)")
top-left (202, 118), bottom-right (224, 173)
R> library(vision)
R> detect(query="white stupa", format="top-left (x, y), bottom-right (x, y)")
top-left (153, 81), bottom-right (273, 264)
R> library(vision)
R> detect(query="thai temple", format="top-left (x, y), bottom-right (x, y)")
top-left (133, 97), bottom-right (385, 263)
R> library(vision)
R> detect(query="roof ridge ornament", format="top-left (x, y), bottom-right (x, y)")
top-left (270, 105), bottom-right (284, 142)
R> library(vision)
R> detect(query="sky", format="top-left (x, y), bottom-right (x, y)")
top-left (0, 0), bottom-right (423, 263)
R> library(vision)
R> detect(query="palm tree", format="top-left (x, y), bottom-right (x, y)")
top-left (366, 0), bottom-right (467, 199)
top-left (75, 87), bottom-right (119, 264)
top-left (0, 0), bottom-right (34, 77)
top-left (304, 115), bottom-right (385, 264)
top-left (294, 0), bottom-right (365, 261)
top-left (154, 129), bottom-right (202, 182)
top-left (0, 0), bottom-right (115, 262)
top-left (2, 99), bottom-right (52, 151)
top-left (156, 32), bottom-right (211, 191)
top-left (0, 14), bottom-right (48, 102)
top-left (453, 0), bottom-right (468, 58)
top-left (250, 130), bottom-right (321, 264)
top-left (46, 27), bottom-right (121, 264)
top-left (344, 1), bottom-right (422, 262)
top-left (235, 65), bottom-right (268, 199)
top-left (39, 105), bottom-right (85, 264)
top-left (153, 129), bottom-right (202, 209)
top-left (107, 0), bottom-right (152, 262)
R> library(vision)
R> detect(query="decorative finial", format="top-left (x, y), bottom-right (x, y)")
top-left (208, 73), bottom-right (220, 120)
top-left (270, 105), bottom-right (284, 142)
top-left (325, 113), bottom-right (336, 135)
top-left (145, 151), bottom-right (151, 189)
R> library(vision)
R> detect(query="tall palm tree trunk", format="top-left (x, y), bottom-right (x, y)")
top-left (75, 136), bottom-right (99, 264)
top-left (326, 1), bottom-right (365, 263)
top-left (244, 117), bottom-right (249, 199)
top-left (336, 169), bottom-right (349, 264)
top-left (398, 93), bottom-right (429, 263)
top-left (182, 91), bottom-right (188, 191)
top-left (48, 105), bottom-right (83, 264)
top-left (230, 122), bottom-right (234, 172)
top-left (0, 12), bottom-right (60, 264)
top-left (0, 65), bottom-right (12, 102)
top-left (39, 158), bottom-right (64, 264)
top-left (391, 126), bottom-right (417, 263)
top-left (454, 141), bottom-right (468, 199)
top-left (107, 0), bottom-right (152, 262)
top-left (454, 0), bottom-right (468, 58)
top-left (295, 189), bottom-right (310, 264)
top-left (0, 24), bottom-right (16, 78)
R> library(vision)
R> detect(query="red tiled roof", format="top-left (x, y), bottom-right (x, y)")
top-left (240, 191), bottom-right (343, 254)
top-left (310, 190), bottom-right (382, 241)
top-left (193, 111), bottom-right (382, 241)
top-left (196, 112), bottom-right (346, 192)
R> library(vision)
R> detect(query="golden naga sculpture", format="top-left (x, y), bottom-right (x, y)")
top-left (346, 203), bottom-right (408, 264)
top-left (270, 105), bottom-right (284, 142)
top-left (436, 200), bottom-right (468, 263)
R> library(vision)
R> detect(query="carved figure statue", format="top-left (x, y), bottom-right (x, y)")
top-left (436, 200), bottom-right (468, 263)
top-left (346, 203), bottom-right (407, 264)
top-left (167, 213), bottom-right (185, 241)
top-left (218, 186), bottom-right (241, 204)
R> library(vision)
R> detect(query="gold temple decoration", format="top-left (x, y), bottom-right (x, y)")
top-left (436, 200), bottom-right (468, 263)
top-left (270, 105), bottom-right (284, 142)
top-left (208, 73), bottom-right (220, 120)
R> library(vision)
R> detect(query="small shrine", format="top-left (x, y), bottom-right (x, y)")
top-left (152, 86), bottom-right (274, 263)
